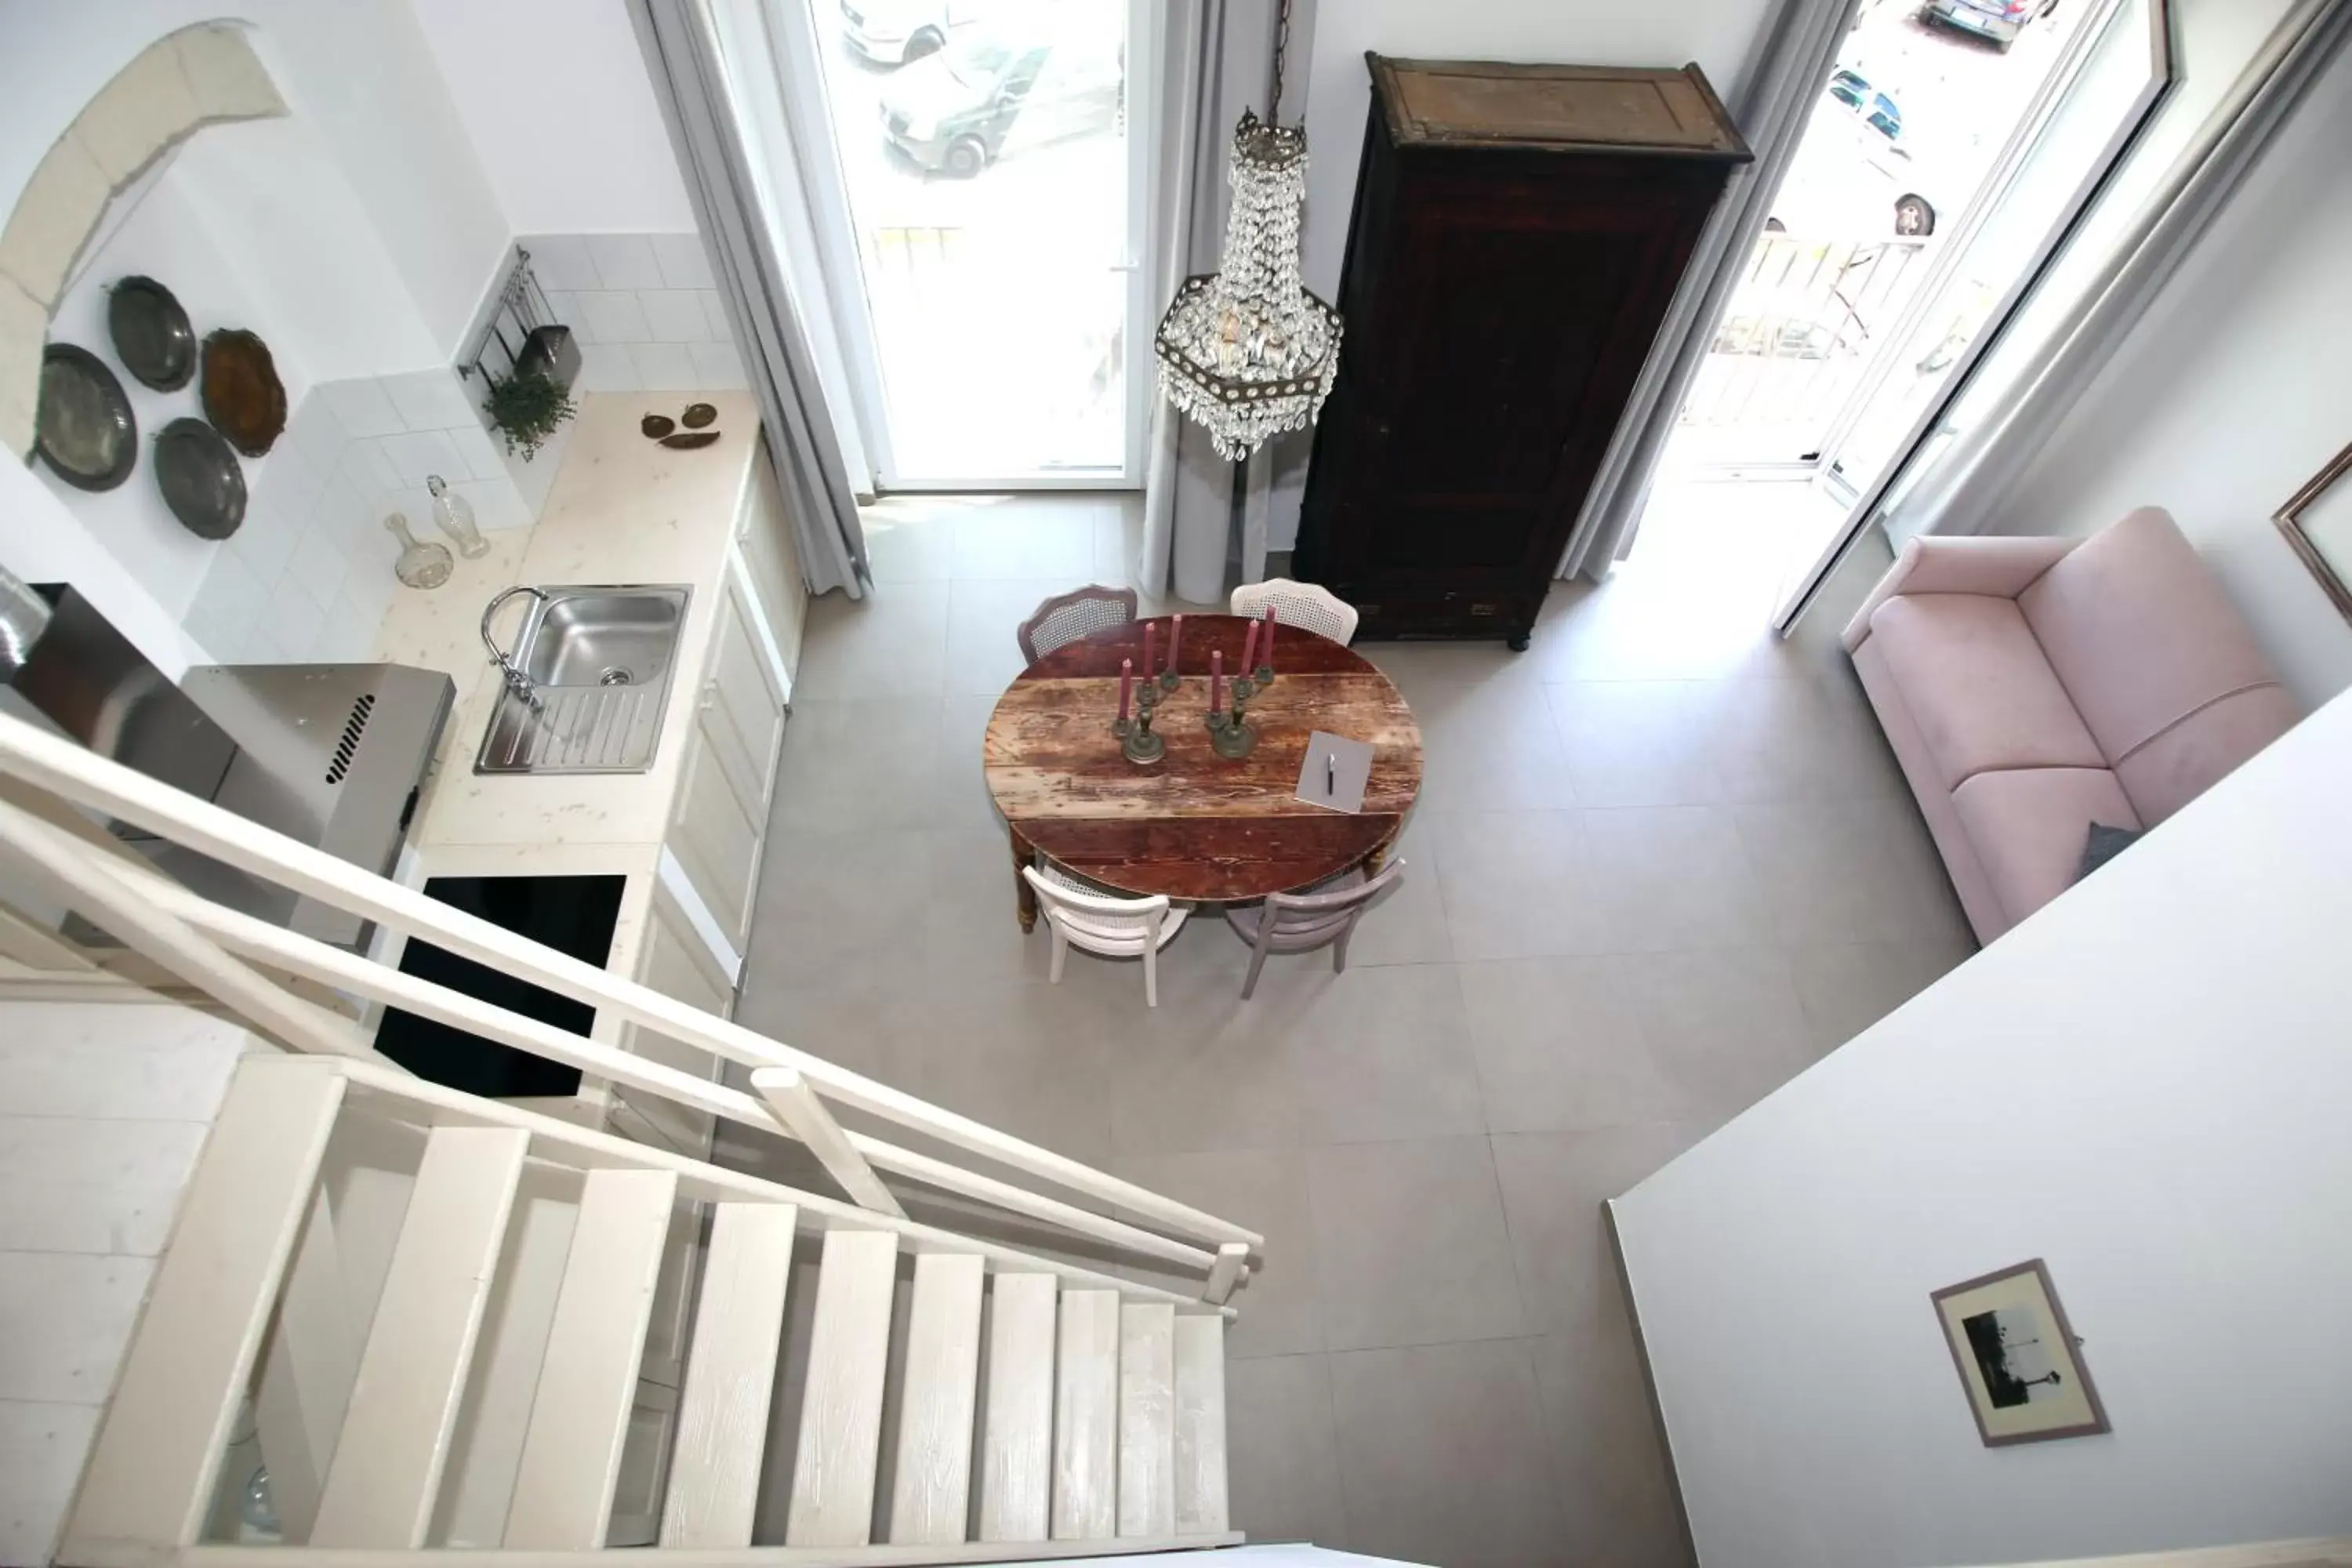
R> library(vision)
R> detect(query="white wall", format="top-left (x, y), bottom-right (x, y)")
top-left (0, 2), bottom-right (514, 674)
top-left (407, 0), bottom-right (698, 236)
top-left (168, 117), bottom-right (447, 379)
top-left (1984, 27), bottom-right (2352, 710)
top-left (0, 2), bottom-right (508, 358)
top-left (1269, 0), bottom-right (1780, 548)
top-left (1613, 691), bottom-right (2352, 1567)
top-left (39, 154), bottom-right (318, 622)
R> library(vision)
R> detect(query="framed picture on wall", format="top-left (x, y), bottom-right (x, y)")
top-left (1931, 1258), bottom-right (2110, 1446)
top-left (2275, 437), bottom-right (2352, 624)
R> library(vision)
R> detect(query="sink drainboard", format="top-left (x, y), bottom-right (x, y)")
top-left (482, 683), bottom-right (664, 773)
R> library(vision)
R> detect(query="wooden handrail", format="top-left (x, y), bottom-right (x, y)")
top-left (0, 709), bottom-right (1261, 1278)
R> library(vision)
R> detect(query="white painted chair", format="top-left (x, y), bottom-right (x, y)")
top-left (1229, 577), bottom-right (1359, 645)
top-left (1221, 858), bottom-right (1405, 999)
top-left (1020, 862), bottom-right (1191, 1008)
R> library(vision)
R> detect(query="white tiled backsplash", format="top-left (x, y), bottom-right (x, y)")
top-left (525, 231), bottom-right (750, 394)
top-left (181, 366), bottom-right (544, 664)
top-left (181, 231), bottom-right (744, 665)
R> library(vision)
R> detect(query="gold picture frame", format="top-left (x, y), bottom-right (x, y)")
top-left (2275, 437), bottom-right (2352, 624)
top-left (1931, 1258), bottom-right (2110, 1447)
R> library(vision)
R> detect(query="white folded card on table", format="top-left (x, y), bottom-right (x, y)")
top-left (1294, 731), bottom-right (1374, 813)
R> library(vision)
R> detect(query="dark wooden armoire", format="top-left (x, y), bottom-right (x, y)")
top-left (1293, 56), bottom-right (1751, 647)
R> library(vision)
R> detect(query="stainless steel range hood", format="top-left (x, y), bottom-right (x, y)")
top-left (1, 585), bottom-right (454, 949)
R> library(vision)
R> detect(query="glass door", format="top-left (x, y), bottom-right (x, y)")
top-left (1771, 0), bottom-right (2176, 626)
top-left (793, 0), bottom-right (1156, 488)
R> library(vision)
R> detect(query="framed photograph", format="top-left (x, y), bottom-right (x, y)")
top-left (2275, 437), bottom-right (2352, 625)
top-left (1930, 1258), bottom-right (2109, 1446)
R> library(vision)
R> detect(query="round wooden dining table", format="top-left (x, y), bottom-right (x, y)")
top-left (983, 613), bottom-right (1424, 931)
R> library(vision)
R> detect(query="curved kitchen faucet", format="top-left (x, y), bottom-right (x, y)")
top-left (481, 585), bottom-right (549, 710)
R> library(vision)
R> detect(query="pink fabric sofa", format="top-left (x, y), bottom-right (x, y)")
top-left (1843, 506), bottom-right (2298, 944)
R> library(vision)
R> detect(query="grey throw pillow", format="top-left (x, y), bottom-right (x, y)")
top-left (2077, 822), bottom-right (2140, 881)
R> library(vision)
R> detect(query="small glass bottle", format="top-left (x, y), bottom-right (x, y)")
top-left (426, 474), bottom-right (488, 558)
top-left (386, 513), bottom-right (452, 590)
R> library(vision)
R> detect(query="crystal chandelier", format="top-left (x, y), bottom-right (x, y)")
top-left (1152, 4), bottom-right (1341, 462)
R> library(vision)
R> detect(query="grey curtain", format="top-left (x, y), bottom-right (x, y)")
top-left (1885, 0), bottom-right (2352, 543)
top-left (1138, 0), bottom-right (1308, 604)
top-left (1555, 0), bottom-right (1864, 581)
top-left (629, 0), bottom-right (869, 598)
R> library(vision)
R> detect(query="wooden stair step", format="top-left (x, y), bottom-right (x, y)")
top-left (503, 1169), bottom-right (680, 1548)
top-left (63, 1059), bottom-right (347, 1557)
top-left (661, 1202), bottom-right (797, 1547)
top-left (976, 1272), bottom-right (1057, 1544)
top-left (1117, 1303), bottom-right (1176, 1537)
top-left (786, 1229), bottom-right (901, 1547)
top-left (1051, 1290), bottom-right (1120, 1541)
top-left (1174, 1314), bottom-right (1230, 1534)
top-left (312, 1126), bottom-right (531, 1548)
top-left (887, 1253), bottom-right (985, 1544)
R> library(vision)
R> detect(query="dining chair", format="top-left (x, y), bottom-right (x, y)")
top-left (1020, 862), bottom-right (1191, 1008)
top-left (1222, 858), bottom-right (1406, 999)
top-left (1017, 584), bottom-right (1138, 663)
top-left (1229, 577), bottom-right (1359, 645)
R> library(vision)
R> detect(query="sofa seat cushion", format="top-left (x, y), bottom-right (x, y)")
top-left (1867, 593), bottom-right (2107, 789)
top-left (1951, 768), bottom-right (2143, 929)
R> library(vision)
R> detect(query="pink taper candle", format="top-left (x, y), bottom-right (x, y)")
top-left (1169, 613), bottom-right (1184, 673)
top-left (1118, 657), bottom-right (1133, 720)
top-left (1241, 617), bottom-right (1258, 672)
top-left (1142, 621), bottom-right (1155, 678)
top-left (1210, 649), bottom-right (1225, 713)
top-left (1261, 605), bottom-right (1275, 669)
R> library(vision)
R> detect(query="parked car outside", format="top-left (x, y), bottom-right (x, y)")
top-left (840, 0), bottom-right (988, 66)
top-left (1770, 68), bottom-right (1944, 238)
top-left (1827, 67), bottom-right (1902, 138)
top-left (878, 20), bottom-right (1121, 177)
top-left (1919, 0), bottom-right (2061, 51)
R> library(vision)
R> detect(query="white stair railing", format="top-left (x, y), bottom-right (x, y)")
top-left (61, 1053), bottom-right (1247, 1566)
top-left (0, 707), bottom-right (1261, 1293)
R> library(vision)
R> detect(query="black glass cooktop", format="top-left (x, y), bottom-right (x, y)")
top-left (372, 873), bottom-right (624, 1098)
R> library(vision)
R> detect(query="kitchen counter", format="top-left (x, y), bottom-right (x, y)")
top-left (374, 390), bottom-right (764, 853)
top-left (364, 390), bottom-right (789, 1143)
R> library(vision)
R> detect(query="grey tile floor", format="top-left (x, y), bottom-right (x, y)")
top-left (735, 486), bottom-right (1976, 1566)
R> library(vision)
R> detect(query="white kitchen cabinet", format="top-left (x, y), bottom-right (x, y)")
top-left (613, 873), bottom-right (735, 1164)
top-left (733, 445), bottom-right (807, 694)
top-left (664, 560), bottom-right (786, 953)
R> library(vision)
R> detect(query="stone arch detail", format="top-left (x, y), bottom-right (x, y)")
top-left (0, 23), bottom-right (288, 459)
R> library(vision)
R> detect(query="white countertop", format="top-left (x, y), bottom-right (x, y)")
top-left (372, 390), bottom-right (762, 855)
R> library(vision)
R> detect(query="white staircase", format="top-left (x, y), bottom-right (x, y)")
top-left (0, 710), bottom-right (1257, 1567)
top-left (60, 1057), bottom-right (1243, 1566)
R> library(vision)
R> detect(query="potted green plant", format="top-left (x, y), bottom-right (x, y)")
top-left (483, 368), bottom-right (578, 462)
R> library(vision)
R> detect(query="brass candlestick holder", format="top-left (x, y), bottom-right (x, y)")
top-left (1206, 672), bottom-right (1260, 759)
top-left (1121, 678), bottom-right (1166, 764)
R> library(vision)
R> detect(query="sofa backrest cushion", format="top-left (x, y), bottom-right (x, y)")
top-left (2018, 506), bottom-right (2296, 823)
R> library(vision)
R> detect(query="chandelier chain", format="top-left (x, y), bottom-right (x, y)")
top-left (1270, 0), bottom-right (1292, 122)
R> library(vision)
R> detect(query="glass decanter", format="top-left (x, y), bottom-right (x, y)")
top-left (426, 474), bottom-right (488, 559)
top-left (386, 513), bottom-right (452, 590)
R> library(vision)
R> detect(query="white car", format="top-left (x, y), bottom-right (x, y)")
top-left (1769, 78), bottom-right (1944, 239)
top-left (840, 0), bottom-right (987, 65)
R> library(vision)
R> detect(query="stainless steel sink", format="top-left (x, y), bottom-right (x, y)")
top-left (474, 586), bottom-right (691, 775)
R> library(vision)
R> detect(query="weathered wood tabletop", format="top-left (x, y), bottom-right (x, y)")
top-left (984, 614), bottom-right (1424, 927)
